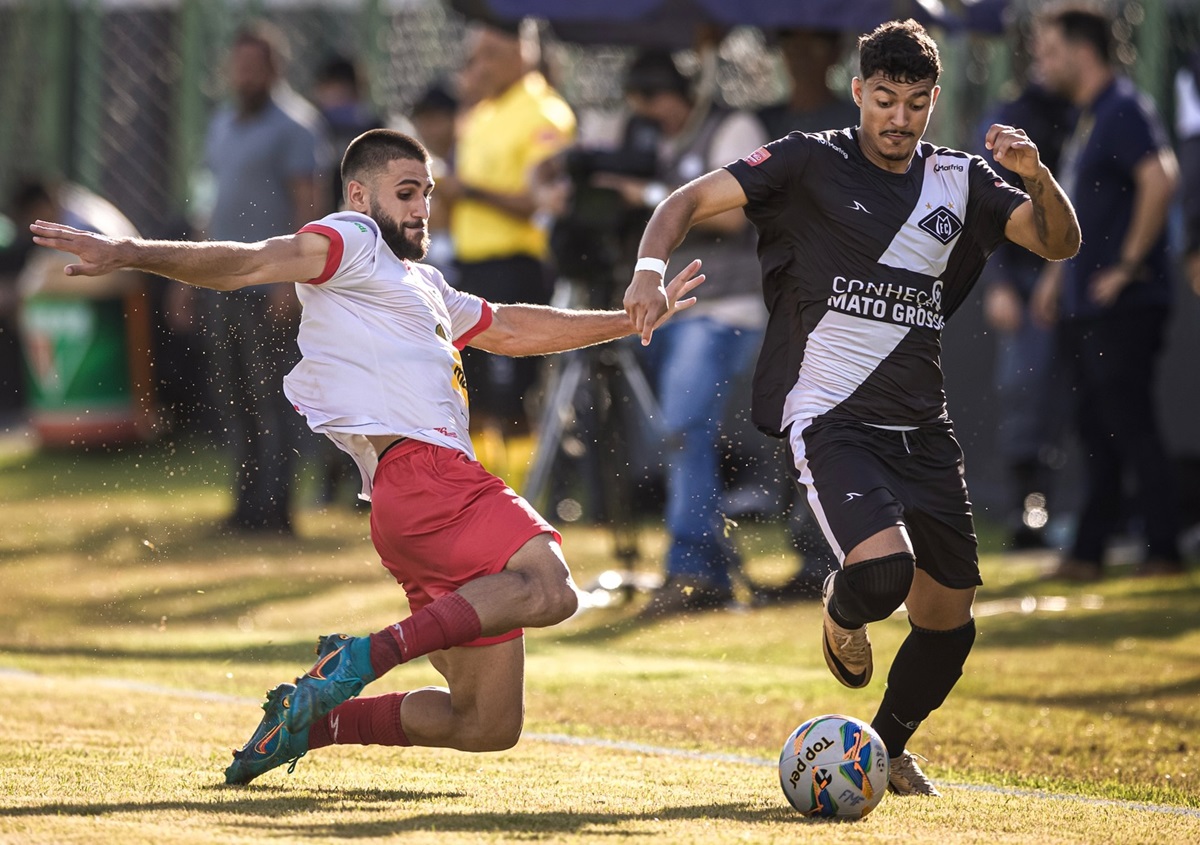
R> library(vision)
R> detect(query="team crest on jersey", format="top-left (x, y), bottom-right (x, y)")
top-left (917, 205), bottom-right (963, 245)
top-left (744, 146), bottom-right (771, 166)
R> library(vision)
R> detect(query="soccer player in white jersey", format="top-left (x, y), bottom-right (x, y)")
top-left (31, 129), bottom-right (705, 785)
top-left (624, 19), bottom-right (1081, 796)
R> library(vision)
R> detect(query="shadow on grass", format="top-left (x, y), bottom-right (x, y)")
top-left (553, 599), bottom-right (770, 646)
top-left (0, 795), bottom-right (805, 836)
top-left (977, 591), bottom-right (1200, 648)
top-left (0, 639), bottom-right (321, 666)
top-left (0, 517), bottom-right (367, 564)
top-left (292, 802), bottom-right (803, 838)
top-left (0, 786), bottom-right (462, 819)
top-left (0, 519), bottom-right (394, 632)
top-left (976, 671), bottom-right (1200, 721)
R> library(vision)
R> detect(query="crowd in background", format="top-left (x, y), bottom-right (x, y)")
top-left (2, 5), bottom-right (1199, 614)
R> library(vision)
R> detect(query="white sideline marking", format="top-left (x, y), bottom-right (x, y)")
top-left (5, 666), bottom-right (1199, 819)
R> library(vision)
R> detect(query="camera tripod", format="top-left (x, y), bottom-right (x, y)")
top-left (522, 278), bottom-right (666, 606)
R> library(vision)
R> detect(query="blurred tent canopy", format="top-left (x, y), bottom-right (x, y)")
top-left (449, 0), bottom-right (1011, 48)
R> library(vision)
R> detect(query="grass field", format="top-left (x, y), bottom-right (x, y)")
top-left (2, 436), bottom-right (1199, 844)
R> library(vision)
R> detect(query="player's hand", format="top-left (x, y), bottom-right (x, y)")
top-left (29, 220), bottom-right (128, 277)
top-left (985, 124), bottom-right (1042, 179)
top-left (648, 259), bottom-right (705, 336)
top-left (623, 258), bottom-right (703, 345)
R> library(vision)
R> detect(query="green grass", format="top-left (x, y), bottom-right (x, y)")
top-left (2, 438), bottom-right (1200, 843)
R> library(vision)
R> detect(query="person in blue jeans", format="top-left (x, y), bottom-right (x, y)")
top-left (598, 50), bottom-right (769, 615)
top-left (640, 316), bottom-right (762, 612)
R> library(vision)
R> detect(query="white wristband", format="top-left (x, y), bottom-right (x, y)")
top-left (634, 257), bottom-right (668, 278)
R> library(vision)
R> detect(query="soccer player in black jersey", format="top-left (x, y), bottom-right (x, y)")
top-left (624, 19), bottom-right (1081, 796)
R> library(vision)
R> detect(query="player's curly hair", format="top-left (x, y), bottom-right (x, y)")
top-left (341, 129), bottom-right (429, 194)
top-left (858, 19), bottom-right (941, 85)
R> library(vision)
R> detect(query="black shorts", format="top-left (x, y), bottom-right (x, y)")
top-left (787, 417), bottom-right (981, 589)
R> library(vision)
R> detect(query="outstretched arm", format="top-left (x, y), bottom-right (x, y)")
top-left (470, 259), bottom-right (705, 357)
top-left (986, 124), bottom-right (1081, 261)
top-left (29, 221), bottom-right (330, 290)
top-left (623, 169), bottom-right (749, 345)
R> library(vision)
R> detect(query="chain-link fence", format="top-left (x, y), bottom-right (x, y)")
top-left (0, 0), bottom-right (1197, 236)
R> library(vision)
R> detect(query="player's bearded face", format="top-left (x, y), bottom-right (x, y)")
top-left (370, 198), bottom-right (429, 261)
top-left (856, 75), bottom-right (937, 166)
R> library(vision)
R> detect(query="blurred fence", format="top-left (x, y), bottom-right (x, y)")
top-left (1, 0), bottom-right (1197, 238)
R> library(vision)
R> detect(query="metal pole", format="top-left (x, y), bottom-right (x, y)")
top-left (173, 0), bottom-right (208, 215)
top-left (73, 0), bottom-right (105, 192)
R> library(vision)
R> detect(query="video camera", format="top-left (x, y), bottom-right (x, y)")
top-left (550, 115), bottom-right (662, 295)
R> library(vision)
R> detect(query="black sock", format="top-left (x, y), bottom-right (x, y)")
top-left (872, 618), bottom-right (976, 757)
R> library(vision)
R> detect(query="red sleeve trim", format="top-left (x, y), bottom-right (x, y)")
top-left (298, 223), bottom-right (344, 285)
top-left (454, 299), bottom-right (494, 349)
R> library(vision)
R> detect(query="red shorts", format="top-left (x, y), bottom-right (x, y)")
top-left (369, 439), bottom-right (561, 647)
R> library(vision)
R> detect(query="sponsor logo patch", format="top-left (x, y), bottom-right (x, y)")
top-left (744, 146), bottom-right (771, 166)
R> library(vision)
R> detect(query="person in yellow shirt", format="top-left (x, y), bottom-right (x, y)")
top-left (441, 20), bottom-right (576, 454)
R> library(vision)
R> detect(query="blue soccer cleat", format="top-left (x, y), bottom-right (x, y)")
top-left (224, 683), bottom-right (309, 785)
top-left (286, 633), bottom-right (376, 734)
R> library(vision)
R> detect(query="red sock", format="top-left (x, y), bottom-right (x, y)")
top-left (307, 693), bottom-right (410, 749)
top-left (367, 592), bottom-right (482, 677)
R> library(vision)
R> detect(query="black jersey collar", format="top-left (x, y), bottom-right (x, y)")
top-left (848, 126), bottom-right (927, 178)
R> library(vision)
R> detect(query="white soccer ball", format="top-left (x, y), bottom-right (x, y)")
top-left (778, 714), bottom-right (890, 818)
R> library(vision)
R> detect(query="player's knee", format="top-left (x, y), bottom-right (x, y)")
top-left (517, 567), bottom-right (577, 626)
top-left (532, 576), bottom-right (578, 625)
top-left (553, 580), bottom-right (580, 622)
top-left (463, 711), bottom-right (523, 752)
top-left (832, 551), bottom-right (915, 626)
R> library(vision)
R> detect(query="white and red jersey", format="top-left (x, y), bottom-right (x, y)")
top-left (282, 211), bottom-right (492, 499)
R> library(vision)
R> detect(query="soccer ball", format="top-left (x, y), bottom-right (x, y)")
top-left (778, 714), bottom-right (890, 818)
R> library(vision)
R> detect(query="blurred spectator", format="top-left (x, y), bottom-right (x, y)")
top-left (195, 21), bottom-right (332, 534)
top-left (977, 45), bottom-right (1074, 552)
top-left (1032, 6), bottom-right (1184, 579)
top-left (412, 82), bottom-right (459, 165)
top-left (758, 28), bottom-right (859, 139)
top-left (598, 49), bottom-right (768, 616)
top-left (311, 53), bottom-right (384, 504)
top-left (313, 54), bottom-right (384, 211)
top-left (0, 180), bottom-right (50, 428)
top-left (1178, 49), bottom-right (1200, 296)
top-left (738, 27), bottom-right (859, 602)
top-left (442, 20), bottom-right (576, 447)
top-left (411, 81), bottom-right (460, 281)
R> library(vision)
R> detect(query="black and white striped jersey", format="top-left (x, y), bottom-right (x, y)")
top-left (725, 127), bottom-right (1028, 436)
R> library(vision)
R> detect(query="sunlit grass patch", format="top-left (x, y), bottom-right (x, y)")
top-left (2, 441), bottom-right (1199, 843)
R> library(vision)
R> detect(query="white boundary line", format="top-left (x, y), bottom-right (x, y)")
top-left (5, 666), bottom-right (1200, 820)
